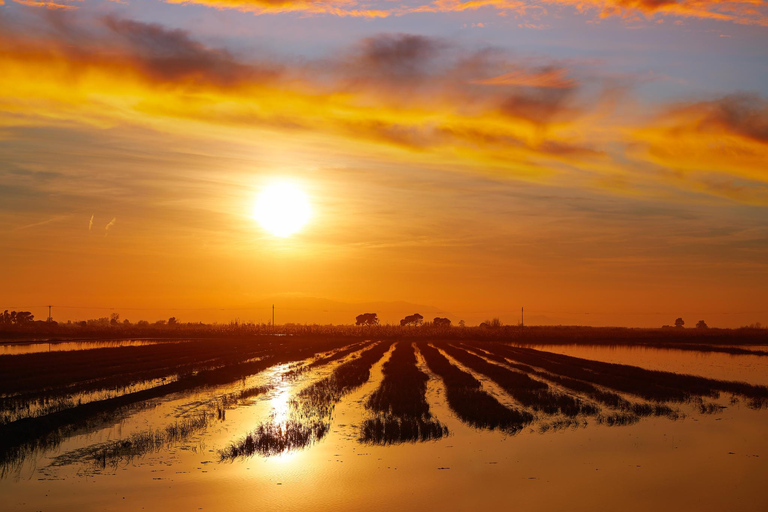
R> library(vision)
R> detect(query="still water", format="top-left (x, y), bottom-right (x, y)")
top-left (524, 344), bottom-right (768, 386)
top-left (1, 343), bottom-right (766, 512)
top-left (0, 339), bottom-right (174, 356)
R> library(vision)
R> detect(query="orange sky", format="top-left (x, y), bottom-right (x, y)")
top-left (1, 2), bottom-right (767, 327)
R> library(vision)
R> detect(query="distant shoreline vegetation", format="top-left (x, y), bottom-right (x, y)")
top-left (0, 311), bottom-right (766, 348)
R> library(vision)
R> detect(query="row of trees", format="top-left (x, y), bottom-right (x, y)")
top-left (0, 310), bottom-right (35, 325)
top-left (0, 311), bottom-right (183, 329)
top-left (358, 315), bottom-right (721, 330)
top-left (670, 318), bottom-right (709, 329)
top-left (2, 310), bottom-right (763, 332)
top-left (355, 313), bottom-right (455, 327)
top-left (74, 314), bottom-right (181, 328)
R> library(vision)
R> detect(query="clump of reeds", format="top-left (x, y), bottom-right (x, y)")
top-left (629, 402), bottom-right (677, 418)
top-left (90, 414), bottom-right (210, 468)
top-left (217, 385), bottom-right (273, 407)
top-left (221, 420), bottom-right (329, 458)
top-left (698, 402), bottom-right (726, 414)
top-left (596, 413), bottom-right (640, 427)
top-left (537, 418), bottom-right (585, 433)
top-left (360, 416), bottom-right (448, 444)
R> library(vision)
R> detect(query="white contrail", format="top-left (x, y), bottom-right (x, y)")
top-left (89, 214), bottom-right (94, 231)
top-left (104, 217), bottom-right (116, 236)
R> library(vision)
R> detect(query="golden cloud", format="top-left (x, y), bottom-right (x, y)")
top-left (10, 0), bottom-right (80, 9)
top-left (8, 0), bottom-right (767, 24)
top-left (160, 0), bottom-right (768, 25)
top-left (632, 95), bottom-right (768, 186)
top-left (1, 13), bottom-right (767, 204)
top-left (473, 68), bottom-right (576, 89)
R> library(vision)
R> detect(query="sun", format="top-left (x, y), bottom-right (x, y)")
top-left (253, 182), bottom-right (312, 237)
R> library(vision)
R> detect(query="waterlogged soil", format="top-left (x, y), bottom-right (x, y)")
top-left (1, 340), bottom-right (767, 512)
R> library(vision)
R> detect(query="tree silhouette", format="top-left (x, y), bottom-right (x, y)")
top-left (0, 310), bottom-right (34, 325)
top-left (400, 313), bottom-right (424, 326)
top-left (696, 320), bottom-right (708, 329)
top-left (355, 313), bottom-right (379, 326)
top-left (433, 317), bottom-right (451, 327)
top-left (675, 317), bottom-right (685, 328)
top-left (480, 318), bottom-right (502, 328)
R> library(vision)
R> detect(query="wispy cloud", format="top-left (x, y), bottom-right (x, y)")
top-left (13, 215), bottom-right (67, 231)
top-left (104, 217), bottom-right (116, 236)
top-left (14, 0), bottom-right (765, 25)
top-left (88, 214), bottom-right (94, 231)
top-left (10, 0), bottom-right (79, 10)
top-left (472, 68), bottom-right (576, 89)
top-left (117, 0), bottom-right (768, 25)
top-left (1, 14), bottom-right (767, 205)
top-left (631, 94), bottom-right (768, 203)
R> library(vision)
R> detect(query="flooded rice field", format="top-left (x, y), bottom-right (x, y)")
top-left (1, 339), bottom-right (176, 356)
top-left (1, 337), bottom-right (767, 511)
top-left (526, 344), bottom-right (768, 387)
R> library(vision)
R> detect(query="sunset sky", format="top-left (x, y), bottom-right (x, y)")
top-left (1, 0), bottom-right (767, 327)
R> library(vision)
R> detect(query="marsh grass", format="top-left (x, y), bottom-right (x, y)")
top-left (5, 335), bottom-right (768, 472)
top-left (537, 418), bottom-right (586, 433)
top-left (648, 343), bottom-right (768, 357)
top-left (307, 341), bottom-right (373, 369)
top-left (0, 337), bottom-right (351, 470)
top-left (367, 342), bottom-right (431, 417)
top-left (360, 416), bottom-right (448, 444)
top-left (0, 376), bottom-right (181, 426)
top-left (595, 413), bottom-right (641, 427)
top-left (360, 342), bottom-right (448, 444)
top-left (292, 341), bottom-right (394, 418)
top-left (486, 343), bottom-right (768, 404)
top-left (222, 341), bottom-right (394, 459)
top-left (221, 420), bottom-right (329, 458)
top-left (48, 382), bottom-right (275, 470)
top-left (441, 344), bottom-right (596, 417)
top-left (464, 344), bottom-right (625, 406)
top-left (94, 414), bottom-right (210, 468)
top-left (418, 343), bottom-right (532, 432)
top-left (280, 341), bottom-right (374, 381)
top-left (0, 339), bottom-right (275, 401)
top-left (464, 343), bottom-right (677, 419)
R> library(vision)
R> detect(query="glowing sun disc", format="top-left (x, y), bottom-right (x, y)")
top-left (253, 182), bottom-right (311, 237)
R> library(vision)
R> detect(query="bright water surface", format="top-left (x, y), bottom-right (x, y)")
top-left (1, 342), bottom-right (766, 512)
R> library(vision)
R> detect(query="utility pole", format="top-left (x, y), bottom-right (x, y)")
top-left (521, 306), bottom-right (524, 328)
top-left (47, 305), bottom-right (53, 323)
top-left (272, 304), bottom-right (275, 327)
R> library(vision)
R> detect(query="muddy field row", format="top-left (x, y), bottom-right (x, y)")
top-left (2, 338), bottom-right (768, 477)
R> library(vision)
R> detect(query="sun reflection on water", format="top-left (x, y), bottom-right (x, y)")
top-left (270, 384), bottom-right (293, 429)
